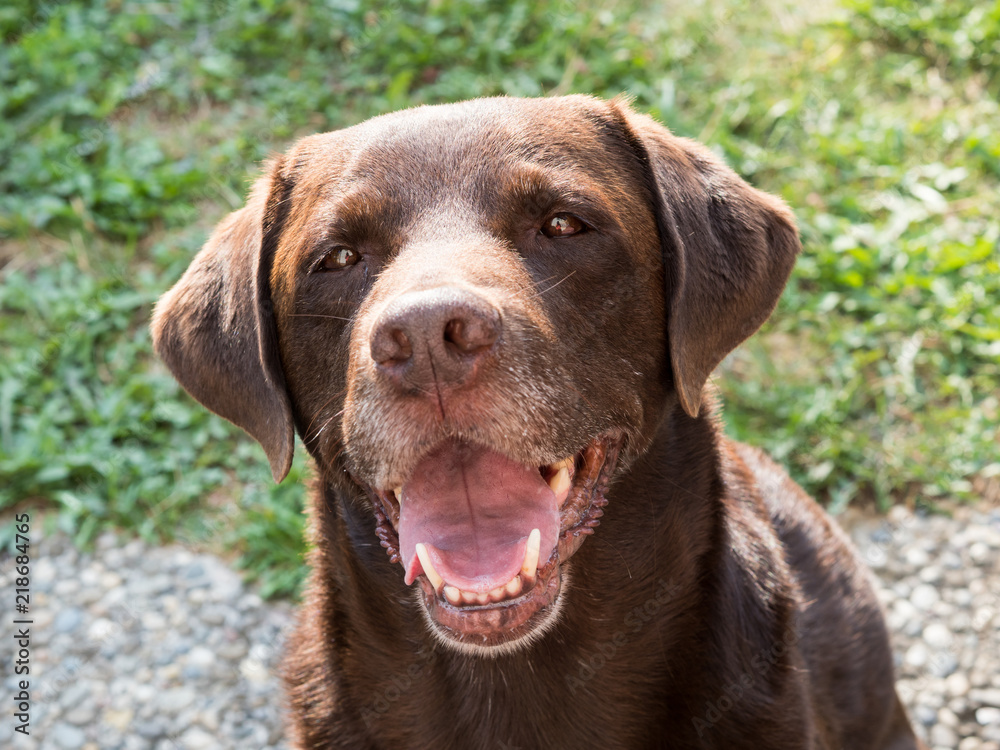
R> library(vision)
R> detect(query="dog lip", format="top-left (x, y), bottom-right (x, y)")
top-left (417, 562), bottom-right (564, 647)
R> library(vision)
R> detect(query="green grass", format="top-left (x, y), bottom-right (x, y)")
top-left (2, 0), bottom-right (998, 597)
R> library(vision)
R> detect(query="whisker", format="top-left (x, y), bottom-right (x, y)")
top-left (305, 389), bottom-right (348, 438)
top-left (288, 313), bottom-right (354, 321)
top-left (527, 271), bottom-right (576, 299)
top-left (308, 408), bottom-right (346, 442)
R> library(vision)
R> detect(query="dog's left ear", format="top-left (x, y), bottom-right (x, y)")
top-left (615, 104), bottom-right (801, 418)
top-left (151, 157), bottom-right (296, 481)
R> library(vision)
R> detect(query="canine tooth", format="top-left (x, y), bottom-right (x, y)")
top-left (394, 486), bottom-right (403, 499)
top-left (548, 456), bottom-right (573, 473)
top-left (443, 586), bottom-right (462, 605)
top-left (505, 575), bottom-right (523, 597)
top-left (522, 528), bottom-right (541, 584)
top-left (415, 543), bottom-right (443, 592)
top-left (548, 465), bottom-right (571, 496)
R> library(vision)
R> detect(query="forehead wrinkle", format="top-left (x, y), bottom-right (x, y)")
top-left (294, 181), bottom-right (410, 259)
top-left (332, 185), bottom-right (392, 222)
top-left (481, 162), bottom-right (627, 239)
top-left (497, 164), bottom-right (617, 210)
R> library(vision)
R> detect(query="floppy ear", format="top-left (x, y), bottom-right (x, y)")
top-left (617, 106), bottom-right (801, 417)
top-left (151, 157), bottom-right (295, 481)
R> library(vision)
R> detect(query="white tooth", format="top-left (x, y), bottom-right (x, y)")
top-left (415, 543), bottom-right (443, 592)
top-left (505, 575), bottom-right (523, 597)
top-left (489, 586), bottom-right (505, 601)
top-left (522, 528), bottom-right (541, 584)
top-left (394, 486), bottom-right (403, 500)
top-left (444, 586), bottom-right (462, 605)
top-left (475, 592), bottom-right (491, 605)
top-left (549, 456), bottom-right (573, 473)
top-left (461, 590), bottom-right (479, 605)
top-left (548, 465), bottom-right (571, 496)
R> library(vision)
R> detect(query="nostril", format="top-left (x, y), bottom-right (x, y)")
top-left (371, 326), bottom-right (413, 365)
top-left (443, 319), bottom-right (463, 349)
top-left (444, 312), bottom-right (500, 354)
top-left (443, 319), bottom-right (479, 353)
top-left (391, 330), bottom-right (413, 361)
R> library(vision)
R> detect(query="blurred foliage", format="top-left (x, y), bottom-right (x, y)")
top-left (1, 0), bottom-right (997, 595)
top-left (846, 0), bottom-right (1000, 90)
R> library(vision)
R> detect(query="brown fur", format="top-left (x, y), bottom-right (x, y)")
top-left (152, 96), bottom-right (923, 749)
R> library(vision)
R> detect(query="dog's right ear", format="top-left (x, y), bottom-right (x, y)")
top-left (151, 157), bottom-right (295, 482)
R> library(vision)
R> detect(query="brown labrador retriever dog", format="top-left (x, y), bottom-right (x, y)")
top-left (152, 96), bottom-right (923, 749)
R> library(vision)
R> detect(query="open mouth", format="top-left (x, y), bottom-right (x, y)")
top-left (367, 431), bottom-right (623, 650)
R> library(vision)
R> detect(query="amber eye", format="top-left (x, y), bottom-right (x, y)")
top-left (541, 213), bottom-right (585, 238)
top-left (318, 247), bottom-right (359, 271)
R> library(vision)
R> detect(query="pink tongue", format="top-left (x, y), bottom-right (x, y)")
top-left (399, 441), bottom-right (559, 593)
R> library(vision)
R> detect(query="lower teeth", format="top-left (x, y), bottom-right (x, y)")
top-left (442, 573), bottom-right (527, 606)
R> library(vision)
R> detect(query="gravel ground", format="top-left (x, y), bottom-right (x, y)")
top-left (2, 503), bottom-right (999, 749)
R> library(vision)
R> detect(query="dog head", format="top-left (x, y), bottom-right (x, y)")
top-left (152, 95), bottom-right (798, 653)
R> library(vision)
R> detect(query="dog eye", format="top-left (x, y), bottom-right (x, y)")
top-left (541, 213), bottom-right (585, 238)
top-left (317, 247), bottom-right (359, 271)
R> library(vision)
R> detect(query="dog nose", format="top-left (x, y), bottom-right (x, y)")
top-left (370, 288), bottom-right (501, 391)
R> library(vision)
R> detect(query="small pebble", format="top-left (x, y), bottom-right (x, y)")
top-left (52, 607), bottom-right (85, 634)
top-left (178, 727), bottom-right (217, 750)
top-left (932, 723), bottom-right (959, 747)
top-left (948, 673), bottom-right (972, 697)
top-left (102, 707), bottom-right (134, 733)
top-left (978, 708), bottom-right (1000, 726)
top-left (906, 642), bottom-right (930, 669)
top-left (50, 722), bottom-right (87, 750)
top-left (972, 689), bottom-right (1000, 709)
top-left (911, 583), bottom-right (941, 610)
top-left (158, 687), bottom-right (197, 715)
top-left (924, 622), bottom-right (953, 649)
